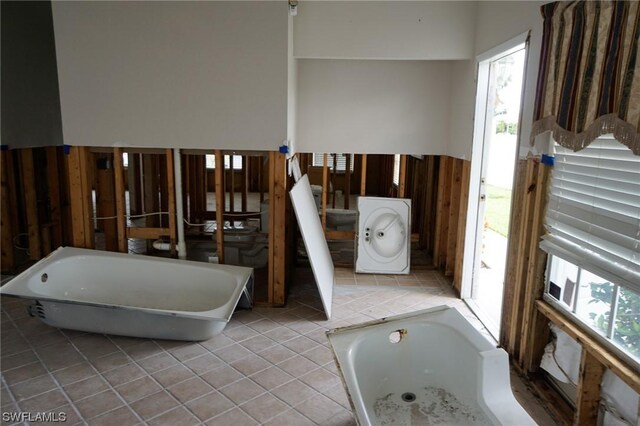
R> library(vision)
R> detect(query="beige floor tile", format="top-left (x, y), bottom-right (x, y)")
top-left (277, 355), bottom-right (319, 377)
top-left (129, 390), bottom-right (178, 421)
top-left (263, 409), bottom-right (316, 426)
top-left (257, 344), bottom-right (297, 364)
top-left (263, 327), bottom-right (300, 343)
top-left (238, 335), bottom-right (277, 353)
top-left (213, 343), bottom-right (252, 363)
top-left (70, 334), bottom-right (119, 360)
top-left (122, 341), bottom-right (163, 361)
top-left (74, 389), bottom-right (124, 420)
top-left (10, 375), bottom-right (57, 401)
top-left (206, 407), bottom-right (258, 426)
top-left (183, 352), bottom-right (223, 375)
top-left (219, 378), bottom-right (265, 405)
top-left (200, 365), bottom-right (244, 389)
top-left (34, 342), bottom-right (84, 371)
top-left (64, 375), bottom-right (110, 402)
top-left (52, 363), bottom-right (96, 386)
top-left (185, 391), bottom-right (235, 422)
top-left (91, 351), bottom-right (131, 373)
top-left (200, 334), bottom-right (235, 352)
top-left (240, 393), bottom-right (288, 423)
top-left (281, 335), bottom-right (318, 354)
top-left (2, 362), bottom-right (48, 386)
top-left (147, 405), bottom-right (199, 426)
top-left (295, 393), bottom-right (344, 423)
top-left (102, 363), bottom-right (147, 387)
top-left (152, 364), bottom-right (196, 388)
top-left (249, 366), bottom-right (294, 389)
top-left (168, 343), bottom-right (208, 362)
top-left (246, 319), bottom-right (281, 334)
top-left (1, 350), bottom-right (38, 371)
top-left (270, 380), bottom-right (319, 406)
top-left (89, 406), bottom-right (141, 426)
top-left (230, 354), bottom-right (271, 376)
top-left (223, 325), bottom-right (259, 342)
top-left (301, 345), bottom-right (334, 365)
top-left (167, 376), bottom-right (214, 403)
top-left (299, 367), bottom-right (341, 393)
top-left (18, 389), bottom-right (68, 412)
top-left (137, 352), bottom-right (178, 374)
top-left (115, 376), bottom-right (162, 403)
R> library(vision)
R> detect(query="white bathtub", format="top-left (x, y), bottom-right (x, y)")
top-left (327, 305), bottom-right (536, 426)
top-left (0, 247), bottom-right (253, 341)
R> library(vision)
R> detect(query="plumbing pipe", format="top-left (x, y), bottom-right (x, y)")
top-left (173, 148), bottom-right (187, 259)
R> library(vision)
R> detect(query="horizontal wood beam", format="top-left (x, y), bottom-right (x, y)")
top-left (126, 227), bottom-right (171, 240)
top-left (324, 230), bottom-right (355, 240)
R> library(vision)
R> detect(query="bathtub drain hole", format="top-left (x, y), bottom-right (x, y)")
top-left (401, 392), bottom-right (416, 403)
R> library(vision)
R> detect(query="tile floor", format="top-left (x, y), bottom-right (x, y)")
top-left (1, 267), bottom-right (556, 425)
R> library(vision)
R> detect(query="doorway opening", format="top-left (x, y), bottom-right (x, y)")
top-left (462, 34), bottom-right (528, 338)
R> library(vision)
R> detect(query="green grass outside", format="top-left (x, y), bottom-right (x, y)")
top-left (484, 184), bottom-right (512, 237)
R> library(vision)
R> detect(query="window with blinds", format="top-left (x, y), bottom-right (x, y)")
top-left (312, 153), bottom-right (354, 172)
top-left (541, 136), bottom-right (640, 362)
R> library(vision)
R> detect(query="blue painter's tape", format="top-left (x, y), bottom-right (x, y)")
top-left (279, 145), bottom-right (289, 154)
top-left (63, 144), bottom-right (71, 155)
top-left (541, 154), bottom-right (555, 167)
top-left (0, 145), bottom-right (8, 151)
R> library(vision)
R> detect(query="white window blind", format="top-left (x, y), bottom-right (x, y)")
top-left (205, 154), bottom-right (242, 170)
top-left (393, 154), bottom-right (401, 186)
top-left (540, 137), bottom-right (640, 292)
top-left (312, 153), bottom-right (354, 172)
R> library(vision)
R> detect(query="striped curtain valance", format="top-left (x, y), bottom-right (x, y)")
top-left (531, 1), bottom-right (640, 155)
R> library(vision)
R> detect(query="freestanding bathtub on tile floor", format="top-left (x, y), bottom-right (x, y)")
top-left (0, 247), bottom-right (253, 341)
top-left (327, 305), bottom-right (536, 426)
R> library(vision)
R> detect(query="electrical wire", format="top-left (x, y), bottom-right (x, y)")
top-left (92, 211), bottom-right (169, 221)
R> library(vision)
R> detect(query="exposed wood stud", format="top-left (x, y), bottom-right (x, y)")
top-left (229, 155), bottom-right (235, 213)
top-left (360, 154), bottom-right (367, 196)
top-left (271, 152), bottom-right (287, 306)
top-left (445, 159), bottom-right (462, 277)
top-left (66, 146), bottom-right (94, 249)
top-left (398, 154), bottom-right (407, 198)
top-left (331, 154), bottom-right (337, 208)
top-left (453, 160), bottom-right (471, 290)
top-left (241, 156), bottom-right (248, 213)
top-left (128, 153), bottom-right (143, 216)
top-left (214, 150), bottom-right (225, 264)
top-left (507, 158), bottom-right (537, 357)
top-left (344, 153), bottom-right (351, 210)
top-left (321, 153), bottom-right (328, 230)
top-left (575, 348), bottom-right (605, 425)
top-left (501, 158), bottom-right (528, 350)
top-left (165, 149), bottom-right (177, 257)
top-left (1, 150), bottom-right (15, 272)
top-left (435, 157), bottom-right (452, 270)
top-left (126, 227), bottom-right (171, 240)
top-left (113, 148), bottom-right (127, 253)
top-left (20, 149), bottom-right (41, 259)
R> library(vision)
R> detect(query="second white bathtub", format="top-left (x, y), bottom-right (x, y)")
top-left (327, 305), bottom-right (536, 425)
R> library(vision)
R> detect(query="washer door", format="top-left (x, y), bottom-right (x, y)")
top-left (356, 197), bottom-right (411, 274)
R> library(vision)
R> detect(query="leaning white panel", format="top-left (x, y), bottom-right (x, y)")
top-left (290, 174), bottom-right (335, 319)
top-left (356, 196), bottom-right (411, 274)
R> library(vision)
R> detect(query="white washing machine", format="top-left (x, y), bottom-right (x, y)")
top-left (355, 197), bottom-right (411, 274)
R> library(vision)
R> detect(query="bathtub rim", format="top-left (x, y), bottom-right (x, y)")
top-left (0, 246), bottom-right (253, 322)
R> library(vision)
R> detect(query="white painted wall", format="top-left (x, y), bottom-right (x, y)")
top-left (52, 1), bottom-right (289, 150)
top-left (294, 1), bottom-right (476, 60)
top-left (296, 59), bottom-right (452, 155)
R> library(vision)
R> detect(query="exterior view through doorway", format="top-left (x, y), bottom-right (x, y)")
top-left (462, 34), bottom-right (528, 338)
